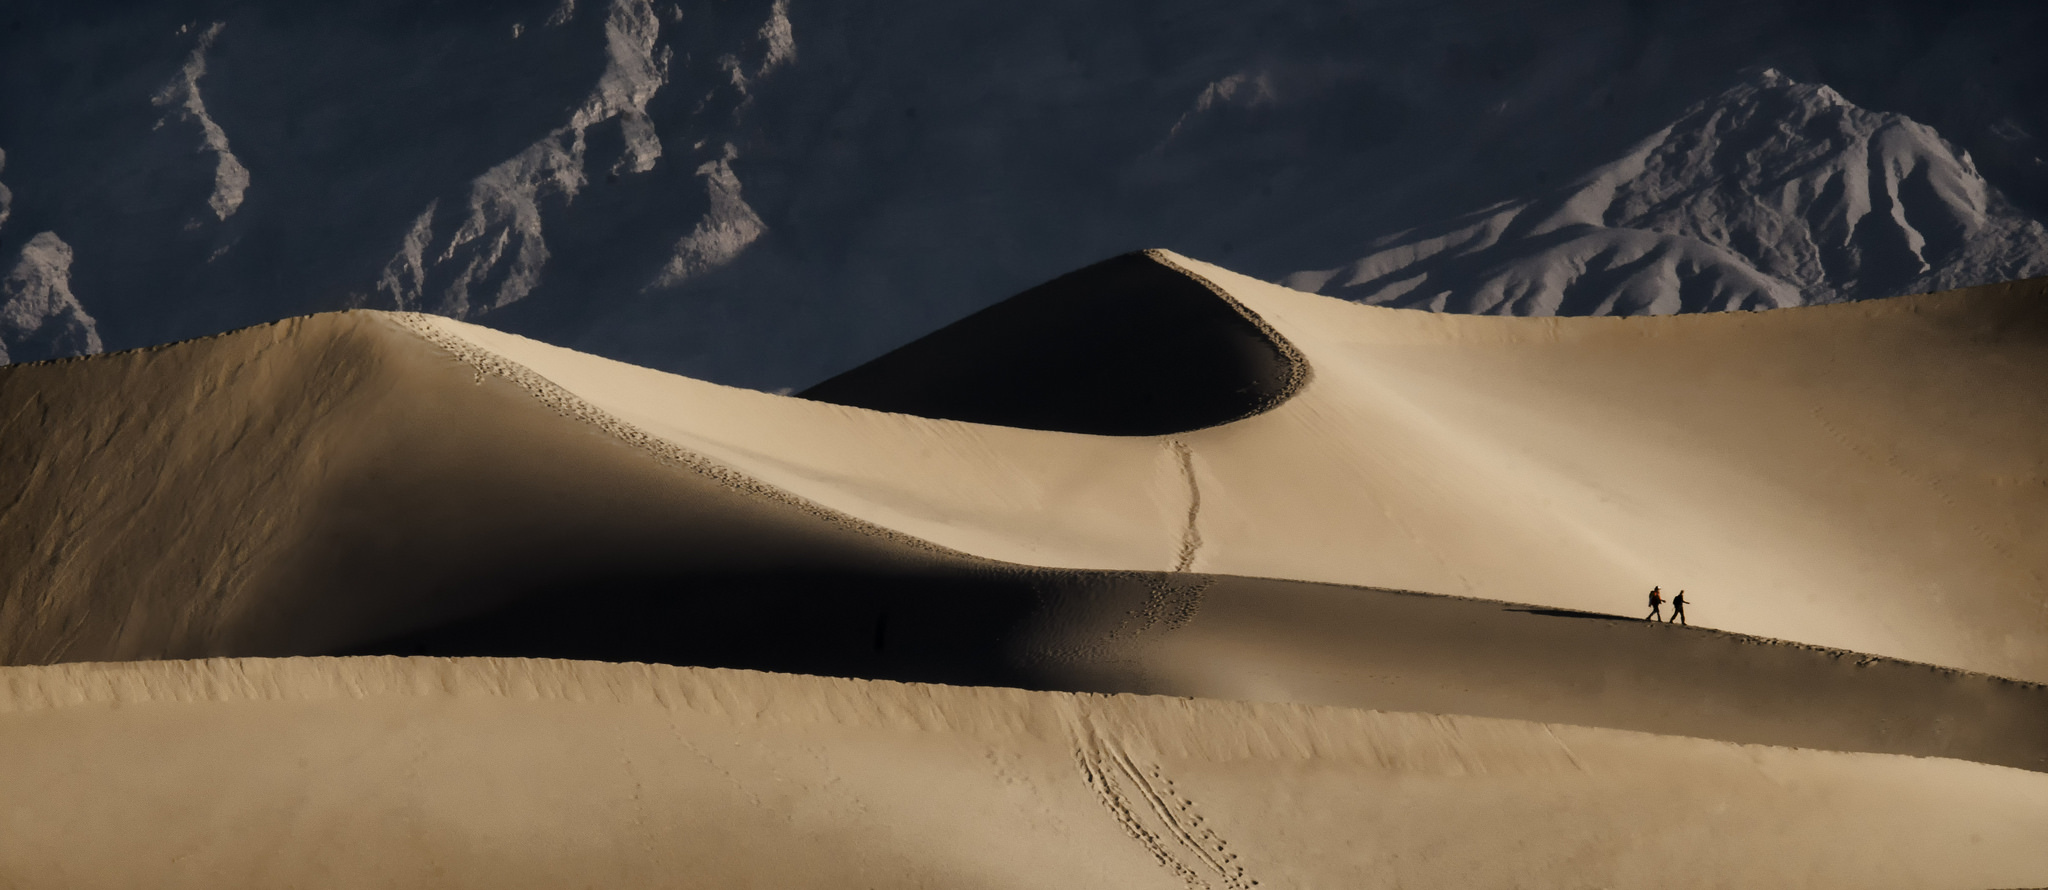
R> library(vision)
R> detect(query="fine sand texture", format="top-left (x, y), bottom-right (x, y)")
top-left (3, 252), bottom-right (2046, 885)
top-left (2, 656), bottom-right (2045, 890)
top-left (356, 569), bottom-right (2048, 774)
top-left (2, 256), bottom-right (2044, 776)
top-left (417, 253), bottom-right (2048, 683)
top-left (5, 250), bottom-right (2044, 681)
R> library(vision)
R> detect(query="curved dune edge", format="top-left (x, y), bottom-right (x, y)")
top-left (799, 250), bottom-right (1314, 436)
top-left (383, 311), bottom-right (975, 561)
top-left (4, 255), bottom-right (2046, 686)
top-left (1141, 248), bottom-right (1313, 408)
top-left (397, 262), bottom-right (2048, 681)
top-left (1, 656), bottom-right (2044, 889)
top-left (130, 310), bottom-right (2027, 774)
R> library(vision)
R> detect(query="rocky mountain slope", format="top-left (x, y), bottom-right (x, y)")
top-left (2, 1), bottom-right (2045, 383)
top-left (1286, 70), bottom-right (2048, 315)
top-left (1, 231), bottom-right (101, 364)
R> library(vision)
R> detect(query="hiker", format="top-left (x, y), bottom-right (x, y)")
top-left (1645, 586), bottom-right (1664, 621)
top-left (1670, 590), bottom-right (1688, 625)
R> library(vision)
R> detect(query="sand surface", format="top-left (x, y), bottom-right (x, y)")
top-left (349, 566), bottom-right (2048, 773)
top-left (3, 656), bottom-right (2044, 890)
top-left (2, 252), bottom-right (2043, 883)
top-left (413, 252), bottom-right (2048, 681)
top-left (7, 251), bottom-right (2044, 680)
top-left (3, 260), bottom-right (2043, 753)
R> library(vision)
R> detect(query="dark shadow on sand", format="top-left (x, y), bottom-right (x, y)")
top-left (1504, 606), bottom-right (1633, 621)
top-left (342, 566), bottom-right (1057, 692)
top-left (798, 251), bottom-right (1302, 435)
top-left (340, 567), bottom-right (2048, 774)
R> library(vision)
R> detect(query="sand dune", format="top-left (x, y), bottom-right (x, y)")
top-left (411, 252), bottom-right (2048, 681)
top-left (4, 251), bottom-right (2047, 882)
top-left (1, 249), bottom-right (2043, 717)
top-left (3, 656), bottom-right (2044, 889)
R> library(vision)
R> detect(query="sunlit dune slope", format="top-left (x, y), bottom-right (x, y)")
top-left (1, 250), bottom-right (2044, 690)
top-left (2, 656), bottom-right (2043, 890)
top-left (4, 294), bottom-right (2041, 770)
top-left (418, 251), bottom-right (2048, 681)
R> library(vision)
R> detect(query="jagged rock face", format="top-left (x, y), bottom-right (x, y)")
top-left (1287, 71), bottom-right (2048, 315)
top-left (1, 233), bottom-right (102, 365)
top-left (2, 1), bottom-right (2046, 382)
top-left (373, 0), bottom-right (737, 318)
top-left (0, 150), bottom-right (101, 365)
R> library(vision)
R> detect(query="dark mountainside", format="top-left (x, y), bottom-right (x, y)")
top-left (2, 0), bottom-right (2044, 388)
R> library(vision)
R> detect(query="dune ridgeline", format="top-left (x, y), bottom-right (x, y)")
top-left (2, 250), bottom-right (2045, 886)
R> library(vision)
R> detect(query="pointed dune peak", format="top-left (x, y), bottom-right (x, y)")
top-left (1291, 69), bottom-right (2048, 315)
top-left (799, 250), bottom-right (1307, 436)
top-left (6, 270), bottom-right (2048, 766)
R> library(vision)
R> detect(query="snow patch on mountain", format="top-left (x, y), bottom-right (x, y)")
top-left (1, 233), bottom-right (101, 365)
top-left (376, 0), bottom-right (673, 316)
top-left (151, 22), bottom-right (249, 223)
top-left (1287, 70), bottom-right (2048, 314)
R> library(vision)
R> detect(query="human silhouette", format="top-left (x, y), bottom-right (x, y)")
top-left (1645, 586), bottom-right (1664, 621)
top-left (1670, 590), bottom-right (1687, 625)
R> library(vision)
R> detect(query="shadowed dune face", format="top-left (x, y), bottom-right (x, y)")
top-left (348, 565), bottom-right (1054, 692)
top-left (798, 251), bottom-right (1305, 435)
top-left (0, 313), bottom-right (956, 664)
top-left (437, 255), bottom-right (2048, 682)
top-left (3, 253), bottom-right (2048, 785)
top-left (6, 257), bottom-right (2048, 884)
top-left (1, 303), bottom-right (2037, 775)
top-left (348, 567), bottom-right (2048, 774)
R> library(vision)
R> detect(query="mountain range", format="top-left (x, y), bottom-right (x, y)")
top-left (2, 0), bottom-right (2045, 385)
top-left (1285, 69), bottom-right (2048, 314)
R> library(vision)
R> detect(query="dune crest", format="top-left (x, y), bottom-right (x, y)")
top-left (396, 255), bottom-right (2048, 681)
top-left (3, 253), bottom-right (2046, 690)
top-left (5, 255), bottom-right (2048, 884)
top-left (800, 250), bottom-right (1308, 435)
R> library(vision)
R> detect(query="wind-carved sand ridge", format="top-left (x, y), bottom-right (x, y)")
top-left (799, 250), bottom-right (1311, 436)
top-left (2, 250), bottom-right (2046, 885)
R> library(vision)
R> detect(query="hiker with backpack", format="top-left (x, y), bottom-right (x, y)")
top-left (1645, 586), bottom-right (1664, 621)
